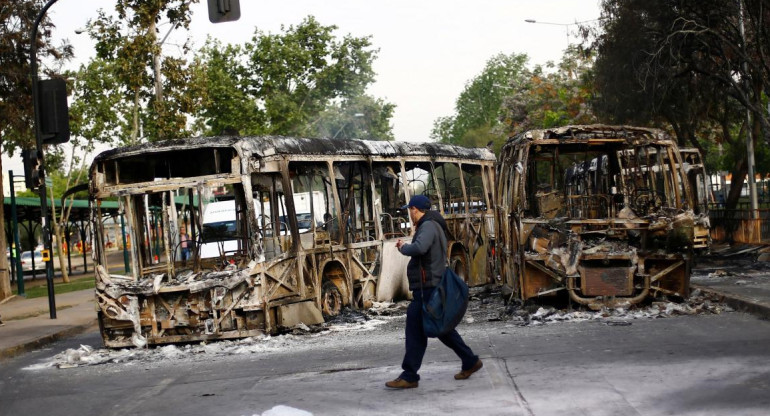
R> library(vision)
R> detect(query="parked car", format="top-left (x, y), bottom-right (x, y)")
top-left (20, 250), bottom-right (44, 272)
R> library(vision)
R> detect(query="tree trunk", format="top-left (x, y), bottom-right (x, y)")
top-left (0, 156), bottom-right (12, 300)
top-left (726, 156), bottom-right (748, 210)
top-left (48, 186), bottom-right (69, 283)
top-left (131, 88), bottom-right (140, 145)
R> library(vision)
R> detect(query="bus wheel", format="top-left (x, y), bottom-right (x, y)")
top-left (321, 280), bottom-right (342, 318)
top-left (450, 253), bottom-right (469, 283)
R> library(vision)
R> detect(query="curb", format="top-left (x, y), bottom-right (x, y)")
top-left (0, 295), bottom-right (18, 306)
top-left (692, 284), bottom-right (770, 321)
top-left (0, 320), bottom-right (98, 362)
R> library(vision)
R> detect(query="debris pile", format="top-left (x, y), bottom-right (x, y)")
top-left (30, 287), bottom-right (734, 370)
top-left (26, 313), bottom-right (394, 370)
top-left (366, 301), bottom-right (410, 316)
top-left (465, 287), bottom-right (732, 327)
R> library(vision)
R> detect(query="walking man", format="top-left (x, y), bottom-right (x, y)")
top-left (386, 195), bottom-right (482, 389)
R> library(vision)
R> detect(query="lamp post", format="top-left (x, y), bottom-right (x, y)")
top-left (151, 20), bottom-right (179, 104)
top-left (30, 0), bottom-right (60, 319)
top-left (524, 18), bottom-right (601, 49)
top-left (738, 1), bottom-right (759, 219)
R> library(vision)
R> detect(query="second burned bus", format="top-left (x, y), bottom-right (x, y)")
top-left (88, 136), bottom-right (496, 347)
top-left (495, 125), bottom-right (709, 309)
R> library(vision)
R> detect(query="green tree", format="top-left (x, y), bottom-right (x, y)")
top-left (67, 58), bottom-right (124, 147)
top-left (313, 95), bottom-right (395, 140)
top-left (500, 47), bottom-right (597, 135)
top-left (590, 0), bottom-right (770, 209)
top-left (195, 39), bottom-right (264, 136)
top-left (196, 16), bottom-right (394, 139)
top-left (430, 53), bottom-right (529, 151)
top-left (84, 0), bottom-right (198, 144)
top-left (0, 0), bottom-right (72, 299)
top-left (42, 54), bottom-right (124, 282)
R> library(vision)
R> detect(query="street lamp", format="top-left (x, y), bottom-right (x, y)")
top-left (152, 21), bottom-right (180, 104)
top-left (738, 2), bottom-right (759, 219)
top-left (524, 18), bottom-right (602, 48)
top-left (30, 0), bottom-right (62, 319)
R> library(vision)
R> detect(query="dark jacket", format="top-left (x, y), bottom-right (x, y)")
top-left (399, 211), bottom-right (449, 291)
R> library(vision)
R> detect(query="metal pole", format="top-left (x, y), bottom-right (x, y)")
top-left (31, 0), bottom-right (60, 319)
top-left (65, 222), bottom-right (72, 274)
top-left (8, 234), bottom-right (14, 285)
top-left (28, 220), bottom-right (38, 280)
top-left (80, 219), bottom-right (87, 273)
top-left (738, 0), bottom-right (759, 221)
top-left (120, 212), bottom-right (130, 273)
top-left (9, 170), bottom-right (24, 296)
top-left (153, 211), bottom-right (160, 262)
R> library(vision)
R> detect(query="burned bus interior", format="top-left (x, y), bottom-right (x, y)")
top-left (89, 136), bottom-right (496, 347)
top-left (497, 125), bottom-right (709, 310)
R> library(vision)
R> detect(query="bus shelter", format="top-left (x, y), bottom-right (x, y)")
top-left (3, 196), bottom-right (120, 293)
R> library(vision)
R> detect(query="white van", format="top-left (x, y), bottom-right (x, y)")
top-left (199, 200), bottom-right (241, 259)
top-left (199, 193), bottom-right (324, 258)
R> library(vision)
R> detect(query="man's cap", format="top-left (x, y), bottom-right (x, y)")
top-left (405, 195), bottom-right (431, 210)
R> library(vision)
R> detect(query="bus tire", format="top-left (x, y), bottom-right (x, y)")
top-left (321, 280), bottom-right (342, 318)
top-left (450, 253), bottom-right (469, 283)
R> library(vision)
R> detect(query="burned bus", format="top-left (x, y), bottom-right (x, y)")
top-left (88, 136), bottom-right (496, 347)
top-left (494, 125), bottom-right (709, 309)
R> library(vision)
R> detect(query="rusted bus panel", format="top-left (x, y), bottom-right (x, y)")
top-left (496, 125), bottom-right (707, 309)
top-left (578, 262), bottom-right (634, 297)
top-left (522, 260), bottom-right (562, 299)
top-left (95, 265), bottom-right (272, 348)
top-left (89, 136), bottom-right (496, 347)
top-left (645, 257), bottom-right (689, 297)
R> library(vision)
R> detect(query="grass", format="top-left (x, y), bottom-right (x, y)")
top-left (17, 276), bottom-right (95, 299)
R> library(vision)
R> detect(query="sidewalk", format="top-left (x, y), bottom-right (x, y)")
top-left (2, 246), bottom-right (770, 361)
top-left (0, 288), bottom-right (97, 360)
top-left (690, 243), bottom-right (770, 321)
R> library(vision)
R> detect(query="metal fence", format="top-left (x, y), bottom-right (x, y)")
top-left (708, 203), bottom-right (770, 243)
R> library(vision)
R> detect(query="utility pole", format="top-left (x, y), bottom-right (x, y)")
top-left (738, 0), bottom-right (759, 220)
top-left (30, 0), bottom-right (66, 318)
top-left (9, 170), bottom-right (24, 297)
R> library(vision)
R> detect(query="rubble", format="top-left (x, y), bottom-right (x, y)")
top-left (25, 312), bottom-right (398, 370)
top-left (27, 284), bottom-right (736, 371)
top-left (464, 287), bottom-right (733, 327)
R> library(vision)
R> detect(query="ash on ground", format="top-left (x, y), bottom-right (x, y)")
top-left (30, 284), bottom-right (731, 371)
top-left (463, 286), bottom-right (732, 327)
top-left (691, 249), bottom-right (770, 287)
top-left (25, 310), bottom-right (399, 371)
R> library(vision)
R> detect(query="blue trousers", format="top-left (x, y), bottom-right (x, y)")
top-left (399, 288), bottom-right (478, 382)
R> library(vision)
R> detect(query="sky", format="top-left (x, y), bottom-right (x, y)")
top-left (3, 0), bottom-right (602, 174)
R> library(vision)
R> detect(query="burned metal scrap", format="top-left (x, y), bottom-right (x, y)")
top-left (86, 135), bottom-right (497, 348)
top-left (495, 125), bottom-right (710, 309)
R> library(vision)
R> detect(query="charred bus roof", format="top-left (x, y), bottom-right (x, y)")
top-left (93, 135), bottom-right (496, 164)
top-left (504, 124), bottom-right (672, 147)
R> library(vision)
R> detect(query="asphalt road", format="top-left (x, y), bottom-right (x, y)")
top-left (1, 305), bottom-right (769, 416)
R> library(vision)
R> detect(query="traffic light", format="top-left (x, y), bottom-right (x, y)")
top-left (207, 0), bottom-right (240, 23)
top-left (38, 78), bottom-right (70, 145)
top-left (22, 148), bottom-right (44, 190)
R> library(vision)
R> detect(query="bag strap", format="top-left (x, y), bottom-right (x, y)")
top-left (418, 219), bottom-right (449, 302)
top-left (434, 221), bottom-right (449, 268)
top-left (418, 219), bottom-right (444, 295)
